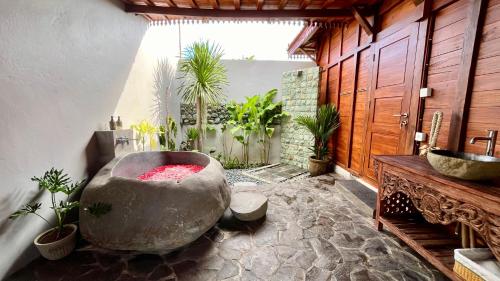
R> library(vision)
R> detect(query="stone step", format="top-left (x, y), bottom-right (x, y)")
top-left (230, 192), bottom-right (268, 221)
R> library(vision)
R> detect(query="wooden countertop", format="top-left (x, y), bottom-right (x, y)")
top-left (374, 155), bottom-right (500, 205)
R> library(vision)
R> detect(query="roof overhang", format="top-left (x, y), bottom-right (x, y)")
top-left (119, 0), bottom-right (378, 22)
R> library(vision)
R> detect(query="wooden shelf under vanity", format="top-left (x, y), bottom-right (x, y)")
top-left (379, 216), bottom-right (461, 280)
top-left (373, 155), bottom-right (500, 281)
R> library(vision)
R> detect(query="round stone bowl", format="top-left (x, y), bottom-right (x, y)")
top-left (427, 149), bottom-right (500, 181)
top-left (79, 151), bottom-right (230, 251)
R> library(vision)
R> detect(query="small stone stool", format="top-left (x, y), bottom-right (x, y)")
top-left (230, 192), bottom-right (268, 221)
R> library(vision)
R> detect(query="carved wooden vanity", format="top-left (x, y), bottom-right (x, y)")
top-left (373, 155), bottom-right (500, 281)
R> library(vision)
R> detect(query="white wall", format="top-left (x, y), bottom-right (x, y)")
top-left (0, 1), bottom-right (312, 277)
top-left (0, 0), bottom-right (179, 278)
top-left (171, 60), bottom-right (314, 163)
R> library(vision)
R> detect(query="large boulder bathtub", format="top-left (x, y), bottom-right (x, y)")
top-left (79, 151), bottom-right (231, 251)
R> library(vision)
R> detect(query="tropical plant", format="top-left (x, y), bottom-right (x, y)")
top-left (159, 116), bottom-right (178, 151)
top-left (296, 104), bottom-right (340, 161)
top-left (177, 40), bottom-right (228, 152)
top-left (226, 99), bottom-right (259, 166)
top-left (9, 169), bottom-right (85, 239)
top-left (225, 89), bottom-right (288, 166)
top-left (166, 116), bottom-right (178, 150)
top-left (252, 89), bottom-right (289, 164)
top-left (220, 123), bottom-right (235, 165)
top-left (186, 127), bottom-right (200, 150)
top-left (131, 120), bottom-right (157, 151)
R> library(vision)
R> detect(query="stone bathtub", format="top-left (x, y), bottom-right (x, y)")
top-left (79, 151), bottom-right (231, 251)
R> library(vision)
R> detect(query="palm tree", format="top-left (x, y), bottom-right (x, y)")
top-left (296, 104), bottom-right (340, 160)
top-left (177, 40), bottom-right (228, 151)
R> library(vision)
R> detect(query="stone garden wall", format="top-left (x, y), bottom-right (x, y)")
top-left (180, 104), bottom-right (229, 125)
top-left (280, 67), bottom-right (320, 168)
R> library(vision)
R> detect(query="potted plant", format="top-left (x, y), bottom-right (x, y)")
top-left (9, 168), bottom-right (85, 260)
top-left (296, 104), bottom-right (340, 176)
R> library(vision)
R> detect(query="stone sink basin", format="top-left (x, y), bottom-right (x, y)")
top-left (79, 151), bottom-right (230, 251)
top-left (427, 149), bottom-right (500, 181)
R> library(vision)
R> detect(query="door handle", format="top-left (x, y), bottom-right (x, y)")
top-left (392, 112), bottom-right (409, 128)
top-left (392, 113), bottom-right (408, 118)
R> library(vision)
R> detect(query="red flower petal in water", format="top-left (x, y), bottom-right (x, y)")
top-left (137, 164), bottom-right (204, 181)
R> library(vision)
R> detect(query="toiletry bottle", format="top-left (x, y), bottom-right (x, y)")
top-left (109, 116), bottom-right (116, 130)
top-left (116, 116), bottom-right (123, 130)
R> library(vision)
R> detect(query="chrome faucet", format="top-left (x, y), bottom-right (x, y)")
top-left (470, 130), bottom-right (497, 156)
top-left (115, 136), bottom-right (130, 146)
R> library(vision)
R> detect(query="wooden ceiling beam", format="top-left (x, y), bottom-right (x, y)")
top-left (209, 0), bottom-right (219, 9)
top-left (187, 0), bottom-right (199, 8)
top-left (257, 0), bottom-right (265, 10)
top-left (299, 0), bottom-right (312, 9)
top-left (278, 0), bottom-right (288, 9)
top-left (352, 6), bottom-right (374, 35)
top-left (125, 4), bottom-right (353, 18)
top-left (164, 0), bottom-right (178, 7)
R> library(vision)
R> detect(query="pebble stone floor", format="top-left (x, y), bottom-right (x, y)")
top-left (10, 174), bottom-right (446, 281)
top-left (225, 169), bottom-right (263, 185)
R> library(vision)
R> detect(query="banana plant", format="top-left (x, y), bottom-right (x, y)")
top-left (253, 89), bottom-right (289, 164)
top-left (226, 99), bottom-right (259, 166)
top-left (131, 120), bottom-right (157, 151)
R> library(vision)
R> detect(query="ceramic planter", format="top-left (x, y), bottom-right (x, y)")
top-left (309, 156), bottom-right (330, 176)
top-left (34, 224), bottom-right (77, 260)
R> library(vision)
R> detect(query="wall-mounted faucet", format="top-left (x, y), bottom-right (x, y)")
top-left (115, 136), bottom-right (130, 146)
top-left (470, 130), bottom-right (497, 156)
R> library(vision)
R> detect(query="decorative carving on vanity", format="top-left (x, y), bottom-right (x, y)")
top-left (380, 170), bottom-right (499, 261)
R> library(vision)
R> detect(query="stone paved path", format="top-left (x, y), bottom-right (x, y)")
top-left (11, 174), bottom-right (447, 281)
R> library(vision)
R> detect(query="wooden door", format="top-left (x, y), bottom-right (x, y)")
top-left (363, 23), bottom-right (419, 181)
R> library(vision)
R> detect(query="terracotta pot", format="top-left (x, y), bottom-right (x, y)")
top-left (308, 156), bottom-right (330, 176)
top-left (34, 224), bottom-right (77, 260)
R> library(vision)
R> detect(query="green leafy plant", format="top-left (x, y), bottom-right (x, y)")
top-left (253, 89), bottom-right (289, 164)
top-left (226, 99), bottom-right (259, 166)
top-left (224, 89), bottom-right (288, 166)
top-left (9, 168), bottom-right (85, 239)
top-left (186, 127), bottom-right (200, 150)
top-left (131, 120), bottom-right (157, 151)
top-left (220, 123), bottom-right (235, 165)
top-left (177, 40), bottom-right (228, 152)
top-left (296, 104), bottom-right (340, 161)
top-left (159, 116), bottom-right (178, 151)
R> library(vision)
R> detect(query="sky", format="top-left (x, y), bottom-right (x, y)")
top-left (177, 22), bottom-right (307, 61)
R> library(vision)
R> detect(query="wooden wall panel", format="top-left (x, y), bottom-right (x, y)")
top-left (329, 28), bottom-right (342, 63)
top-left (464, 0), bottom-right (500, 156)
top-left (310, 0), bottom-right (499, 184)
top-left (380, 0), bottom-right (416, 31)
top-left (327, 66), bottom-right (339, 106)
top-left (350, 49), bottom-right (371, 174)
top-left (342, 21), bottom-right (358, 55)
top-left (335, 57), bottom-right (355, 166)
top-left (422, 0), bottom-right (471, 148)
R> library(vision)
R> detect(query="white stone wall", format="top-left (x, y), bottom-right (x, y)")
top-left (0, 0), bottom-right (179, 278)
top-left (280, 67), bottom-right (320, 168)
